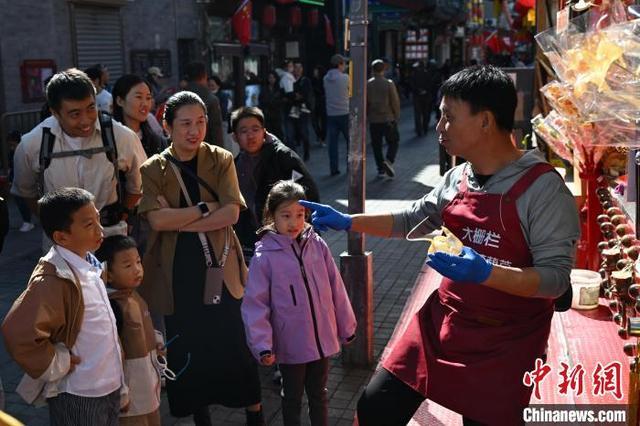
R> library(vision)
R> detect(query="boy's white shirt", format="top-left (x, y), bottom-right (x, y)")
top-left (16, 246), bottom-right (128, 407)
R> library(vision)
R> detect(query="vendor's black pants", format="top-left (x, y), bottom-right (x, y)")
top-left (357, 368), bottom-right (486, 426)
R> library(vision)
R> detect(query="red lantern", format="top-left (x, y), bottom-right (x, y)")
top-left (289, 6), bottom-right (302, 28)
top-left (262, 5), bottom-right (276, 28)
top-left (307, 9), bottom-right (319, 28)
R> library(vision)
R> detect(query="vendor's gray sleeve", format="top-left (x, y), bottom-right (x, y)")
top-left (518, 173), bottom-right (580, 298)
top-left (389, 167), bottom-right (463, 238)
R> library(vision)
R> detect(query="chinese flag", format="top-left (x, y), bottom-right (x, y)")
top-left (232, 0), bottom-right (252, 46)
top-left (324, 14), bottom-right (335, 46)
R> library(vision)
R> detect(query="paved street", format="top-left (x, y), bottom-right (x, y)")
top-left (0, 106), bottom-right (444, 425)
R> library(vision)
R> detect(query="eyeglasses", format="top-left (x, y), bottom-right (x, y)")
top-left (157, 334), bottom-right (191, 381)
top-left (237, 126), bottom-right (264, 136)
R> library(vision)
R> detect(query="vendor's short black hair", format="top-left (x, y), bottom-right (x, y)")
top-left (38, 187), bottom-right (94, 240)
top-left (95, 235), bottom-right (138, 267)
top-left (46, 68), bottom-right (96, 112)
top-left (440, 65), bottom-right (517, 132)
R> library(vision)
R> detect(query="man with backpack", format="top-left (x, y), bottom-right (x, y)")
top-left (11, 68), bottom-right (147, 248)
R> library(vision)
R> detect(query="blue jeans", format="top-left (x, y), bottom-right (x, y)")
top-left (326, 114), bottom-right (349, 173)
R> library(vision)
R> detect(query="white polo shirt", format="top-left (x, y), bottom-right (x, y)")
top-left (11, 115), bottom-right (147, 210)
top-left (56, 246), bottom-right (124, 397)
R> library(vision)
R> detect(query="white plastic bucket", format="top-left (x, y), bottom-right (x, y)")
top-left (570, 269), bottom-right (601, 310)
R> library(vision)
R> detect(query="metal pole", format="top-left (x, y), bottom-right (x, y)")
top-left (341, 0), bottom-right (374, 367)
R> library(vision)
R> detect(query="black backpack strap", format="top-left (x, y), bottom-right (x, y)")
top-left (98, 112), bottom-right (124, 205)
top-left (37, 127), bottom-right (56, 196)
top-left (99, 111), bottom-right (118, 163)
top-left (163, 153), bottom-right (219, 202)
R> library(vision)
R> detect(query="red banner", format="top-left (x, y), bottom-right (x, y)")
top-left (232, 0), bottom-right (252, 46)
top-left (324, 14), bottom-right (334, 46)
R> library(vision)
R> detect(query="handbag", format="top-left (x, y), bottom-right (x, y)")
top-left (167, 158), bottom-right (229, 305)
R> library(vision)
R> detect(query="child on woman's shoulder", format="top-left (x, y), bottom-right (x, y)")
top-left (241, 181), bottom-right (357, 426)
top-left (1, 187), bottom-right (126, 426)
top-left (96, 235), bottom-right (163, 426)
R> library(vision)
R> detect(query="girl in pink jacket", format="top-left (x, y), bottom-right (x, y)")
top-left (241, 181), bottom-right (356, 426)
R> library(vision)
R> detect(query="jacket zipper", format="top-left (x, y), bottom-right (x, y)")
top-left (291, 242), bottom-right (324, 359)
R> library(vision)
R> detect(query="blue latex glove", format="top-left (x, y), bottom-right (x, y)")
top-left (426, 246), bottom-right (493, 284)
top-left (298, 200), bottom-right (352, 231)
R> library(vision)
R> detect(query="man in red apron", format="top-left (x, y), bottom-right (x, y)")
top-left (300, 65), bottom-right (580, 425)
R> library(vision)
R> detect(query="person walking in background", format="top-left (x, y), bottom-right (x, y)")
top-left (208, 75), bottom-right (231, 124)
top-left (184, 62), bottom-right (225, 147)
top-left (137, 92), bottom-right (264, 425)
top-left (231, 106), bottom-right (319, 261)
top-left (242, 181), bottom-right (356, 426)
top-left (367, 59), bottom-right (401, 179)
top-left (112, 74), bottom-right (168, 157)
top-left (323, 54), bottom-right (350, 176)
top-left (258, 71), bottom-right (285, 142)
top-left (411, 61), bottom-right (430, 136)
top-left (85, 65), bottom-right (113, 113)
top-left (276, 61), bottom-right (296, 146)
top-left (7, 131), bottom-right (34, 232)
top-left (285, 62), bottom-right (314, 161)
top-left (311, 65), bottom-right (327, 147)
top-left (145, 66), bottom-right (165, 107)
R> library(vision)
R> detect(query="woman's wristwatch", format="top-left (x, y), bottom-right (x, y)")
top-left (197, 201), bottom-right (211, 218)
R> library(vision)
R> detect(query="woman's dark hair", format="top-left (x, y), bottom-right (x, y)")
top-left (163, 91), bottom-right (207, 126)
top-left (38, 187), bottom-right (94, 240)
top-left (266, 70), bottom-right (280, 86)
top-left (46, 68), bottom-right (96, 112)
top-left (230, 106), bottom-right (265, 133)
top-left (262, 181), bottom-right (307, 226)
top-left (111, 75), bottom-right (166, 155)
top-left (111, 74), bottom-right (152, 123)
top-left (209, 75), bottom-right (223, 87)
top-left (440, 65), bottom-right (517, 132)
top-left (95, 235), bottom-right (138, 267)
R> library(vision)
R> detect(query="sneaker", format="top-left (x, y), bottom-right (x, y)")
top-left (300, 103), bottom-right (311, 114)
top-left (289, 106), bottom-right (300, 118)
top-left (382, 160), bottom-right (395, 178)
top-left (377, 172), bottom-right (387, 179)
top-left (19, 222), bottom-right (35, 232)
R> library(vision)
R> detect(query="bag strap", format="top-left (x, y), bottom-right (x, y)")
top-left (168, 161), bottom-right (230, 267)
top-left (38, 127), bottom-right (55, 196)
top-left (163, 153), bottom-right (219, 202)
top-left (99, 112), bottom-right (123, 205)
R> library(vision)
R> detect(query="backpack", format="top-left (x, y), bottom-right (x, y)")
top-left (37, 111), bottom-right (123, 210)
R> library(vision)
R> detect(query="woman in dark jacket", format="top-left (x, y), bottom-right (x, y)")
top-left (258, 71), bottom-right (284, 142)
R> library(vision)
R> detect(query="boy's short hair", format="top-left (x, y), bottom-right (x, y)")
top-left (440, 65), bottom-right (517, 132)
top-left (46, 68), bottom-right (96, 112)
top-left (230, 106), bottom-right (265, 133)
top-left (95, 235), bottom-right (138, 266)
top-left (38, 187), bottom-right (94, 240)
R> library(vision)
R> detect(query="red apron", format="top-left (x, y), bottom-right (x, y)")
top-left (382, 163), bottom-right (557, 425)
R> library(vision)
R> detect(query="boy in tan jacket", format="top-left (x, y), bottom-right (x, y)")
top-left (2, 187), bottom-right (127, 425)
